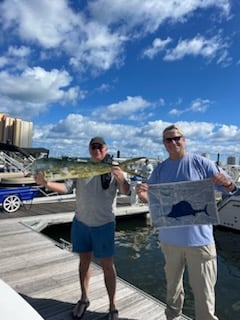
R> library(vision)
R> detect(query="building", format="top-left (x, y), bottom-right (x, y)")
top-left (0, 113), bottom-right (33, 148)
top-left (227, 156), bottom-right (236, 166)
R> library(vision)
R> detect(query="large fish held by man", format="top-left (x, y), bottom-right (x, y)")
top-left (31, 157), bottom-right (144, 180)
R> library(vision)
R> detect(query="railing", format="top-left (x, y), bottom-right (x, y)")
top-left (0, 151), bottom-right (33, 174)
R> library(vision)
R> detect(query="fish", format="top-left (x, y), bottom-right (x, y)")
top-left (167, 200), bottom-right (209, 219)
top-left (31, 157), bottom-right (144, 180)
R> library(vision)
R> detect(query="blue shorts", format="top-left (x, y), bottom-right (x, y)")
top-left (71, 217), bottom-right (115, 258)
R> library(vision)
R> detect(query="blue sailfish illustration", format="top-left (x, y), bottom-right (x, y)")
top-left (167, 200), bottom-right (209, 219)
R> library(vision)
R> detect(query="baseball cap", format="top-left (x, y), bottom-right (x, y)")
top-left (89, 136), bottom-right (106, 145)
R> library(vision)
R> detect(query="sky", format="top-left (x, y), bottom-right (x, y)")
top-left (0, 0), bottom-right (240, 164)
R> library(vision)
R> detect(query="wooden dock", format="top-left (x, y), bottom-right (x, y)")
top-left (0, 200), bottom-right (191, 320)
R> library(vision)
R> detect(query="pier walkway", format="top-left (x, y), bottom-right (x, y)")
top-left (0, 200), bottom-right (191, 320)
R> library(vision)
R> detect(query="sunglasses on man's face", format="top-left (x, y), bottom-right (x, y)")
top-left (164, 136), bottom-right (183, 143)
top-left (91, 144), bottom-right (104, 150)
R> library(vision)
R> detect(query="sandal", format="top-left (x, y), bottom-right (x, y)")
top-left (107, 309), bottom-right (119, 320)
top-left (72, 300), bottom-right (90, 319)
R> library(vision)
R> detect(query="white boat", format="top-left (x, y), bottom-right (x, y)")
top-left (217, 190), bottom-right (240, 231)
top-left (215, 163), bottom-right (240, 231)
top-left (0, 279), bottom-right (44, 320)
top-left (0, 142), bottom-right (49, 187)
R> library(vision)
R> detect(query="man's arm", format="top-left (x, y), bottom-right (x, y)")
top-left (34, 171), bottom-right (68, 194)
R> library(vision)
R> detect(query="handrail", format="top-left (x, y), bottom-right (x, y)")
top-left (0, 151), bottom-right (34, 173)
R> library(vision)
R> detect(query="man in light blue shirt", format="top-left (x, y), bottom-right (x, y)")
top-left (136, 124), bottom-right (237, 320)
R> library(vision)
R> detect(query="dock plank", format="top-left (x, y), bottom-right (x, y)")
top-left (0, 205), bottom-right (191, 320)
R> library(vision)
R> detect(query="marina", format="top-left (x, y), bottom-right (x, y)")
top-left (0, 201), bottom-right (191, 320)
top-left (1, 140), bottom-right (240, 231)
top-left (1, 198), bottom-right (240, 319)
top-left (1, 1), bottom-right (240, 318)
top-left (1, 141), bottom-right (240, 319)
top-left (39, 208), bottom-right (240, 320)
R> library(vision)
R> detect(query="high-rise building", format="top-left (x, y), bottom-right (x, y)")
top-left (0, 113), bottom-right (33, 147)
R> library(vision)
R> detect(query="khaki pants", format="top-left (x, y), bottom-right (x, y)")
top-left (160, 242), bottom-right (219, 320)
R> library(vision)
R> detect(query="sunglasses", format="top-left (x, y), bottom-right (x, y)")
top-left (91, 144), bottom-right (104, 150)
top-left (164, 136), bottom-right (183, 143)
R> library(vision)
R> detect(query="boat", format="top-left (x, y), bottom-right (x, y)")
top-left (0, 142), bottom-right (49, 187)
top-left (0, 186), bottom-right (39, 213)
top-left (0, 143), bottom-right (66, 206)
top-left (217, 190), bottom-right (240, 231)
top-left (214, 162), bottom-right (240, 231)
top-left (0, 279), bottom-right (44, 320)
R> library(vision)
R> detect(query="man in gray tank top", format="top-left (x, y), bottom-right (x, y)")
top-left (34, 137), bottom-right (130, 320)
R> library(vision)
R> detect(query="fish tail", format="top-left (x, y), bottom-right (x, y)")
top-left (119, 157), bottom-right (145, 177)
top-left (204, 204), bottom-right (209, 215)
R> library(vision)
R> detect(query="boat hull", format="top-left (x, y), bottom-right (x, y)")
top-left (218, 195), bottom-right (240, 231)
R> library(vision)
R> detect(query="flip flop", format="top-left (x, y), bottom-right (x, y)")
top-left (72, 300), bottom-right (90, 319)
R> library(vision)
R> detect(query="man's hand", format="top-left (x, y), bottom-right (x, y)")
top-left (34, 171), bottom-right (47, 186)
top-left (212, 173), bottom-right (236, 192)
top-left (136, 182), bottom-right (148, 203)
top-left (111, 166), bottom-right (125, 183)
top-left (111, 166), bottom-right (130, 194)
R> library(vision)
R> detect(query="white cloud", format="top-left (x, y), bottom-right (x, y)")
top-left (8, 45), bottom-right (31, 57)
top-left (0, 0), bottom-right (231, 74)
top-left (0, 56), bottom-right (8, 68)
top-left (0, 0), bottom-right (125, 74)
top-left (169, 108), bottom-right (183, 116)
top-left (68, 22), bottom-right (125, 74)
top-left (1, 0), bottom-right (78, 48)
top-left (169, 98), bottom-right (212, 116)
top-left (88, 0), bottom-right (230, 33)
top-left (190, 98), bottom-right (211, 112)
top-left (164, 35), bottom-right (228, 62)
top-left (143, 37), bottom-right (172, 59)
top-left (213, 124), bottom-right (239, 140)
top-left (0, 46), bottom-right (32, 71)
top-left (0, 96), bottom-right (48, 119)
top-left (92, 96), bottom-right (153, 120)
top-left (31, 114), bottom-right (240, 161)
top-left (34, 113), bottom-right (142, 157)
top-left (0, 66), bottom-right (82, 118)
top-left (0, 67), bottom-right (79, 102)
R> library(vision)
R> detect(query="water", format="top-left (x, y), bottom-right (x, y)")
top-left (43, 217), bottom-right (240, 320)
